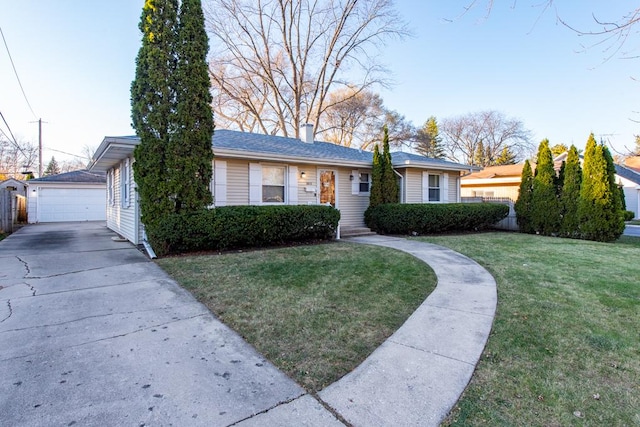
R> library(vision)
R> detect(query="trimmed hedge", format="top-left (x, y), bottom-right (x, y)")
top-left (365, 203), bottom-right (509, 235)
top-left (623, 210), bottom-right (635, 222)
top-left (148, 205), bottom-right (340, 256)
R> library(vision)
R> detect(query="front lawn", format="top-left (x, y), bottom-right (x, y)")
top-left (417, 233), bottom-right (640, 426)
top-left (157, 242), bottom-right (436, 392)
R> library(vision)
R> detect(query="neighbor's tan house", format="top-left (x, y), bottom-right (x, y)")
top-left (88, 126), bottom-right (473, 247)
top-left (461, 156), bottom-right (640, 220)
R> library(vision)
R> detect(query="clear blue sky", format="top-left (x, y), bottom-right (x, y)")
top-left (1, 1), bottom-right (638, 167)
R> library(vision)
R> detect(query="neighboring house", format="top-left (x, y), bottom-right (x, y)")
top-left (615, 164), bottom-right (640, 219)
top-left (460, 164), bottom-right (525, 200)
top-left (461, 155), bottom-right (639, 220)
top-left (88, 126), bottom-right (473, 246)
top-left (27, 170), bottom-right (107, 223)
top-left (623, 156), bottom-right (640, 173)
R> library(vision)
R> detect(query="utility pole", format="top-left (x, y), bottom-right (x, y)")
top-left (30, 118), bottom-right (45, 177)
top-left (38, 118), bottom-right (42, 177)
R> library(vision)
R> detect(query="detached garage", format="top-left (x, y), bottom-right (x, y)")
top-left (28, 170), bottom-right (106, 223)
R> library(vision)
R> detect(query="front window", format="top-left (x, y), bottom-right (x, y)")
top-left (262, 166), bottom-right (285, 203)
top-left (428, 174), bottom-right (440, 202)
top-left (359, 173), bottom-right (370, 193)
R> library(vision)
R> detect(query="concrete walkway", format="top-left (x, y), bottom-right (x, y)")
top-left (0, 224), bottom-right (497, 426)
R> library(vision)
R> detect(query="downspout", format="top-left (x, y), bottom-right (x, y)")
top-left (393, 169), bottom-right (404, 203)
top-left (142, 226), bottom-right (157, 259)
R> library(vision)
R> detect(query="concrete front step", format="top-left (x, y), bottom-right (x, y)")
top-left (340, 226), bottom-right (376, 238)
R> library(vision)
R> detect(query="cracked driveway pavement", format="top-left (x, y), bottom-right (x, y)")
top-left (0, 222), bottom-right (335, 426)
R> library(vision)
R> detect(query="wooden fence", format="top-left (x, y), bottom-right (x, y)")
top-left (0, 189), bottom-right (11, 234)
top-left (461, 196), bottom-right (517, 231)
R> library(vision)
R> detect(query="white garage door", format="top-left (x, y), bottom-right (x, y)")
top-left (38, 187), bottom-right (106, 222)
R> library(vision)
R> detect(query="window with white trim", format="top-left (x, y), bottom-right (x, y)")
top-left (107, 169), bottom-right (114, 206)
top-left (428, 174), bottom-right (440, 202)
top-left (359, 172), bottom-right (371, 193)
top-left (121, 159), bottom-right (130, 208)
top-left (262, 165), bottom-right (285, 203)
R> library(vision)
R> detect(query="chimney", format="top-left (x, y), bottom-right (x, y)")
top-left (300, 123), bottom-right (314, 143)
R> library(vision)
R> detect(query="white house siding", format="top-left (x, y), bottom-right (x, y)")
top-left (618, 175), bottom-right (639, 219)
top-left (297, 166), bottom-right (317, 205)
top-left (106, 157), bottom-right (139, 244)
top-left (448, 174), bottom-right (460, 202)
top-left (460, 184), bottom-right (520, 200)
top-left (225, 160), bottom-right (250, 205)
top-left (336, 167), bottom-right (369, 227)
top-left (403, 169), bottom-right (423, 203)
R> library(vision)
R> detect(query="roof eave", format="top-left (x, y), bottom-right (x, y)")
top-left (212, 147), bottom-right (372, 167)
top-left (89, 137), bottom-right (140, 172)
top-left (392, 159), bottom-right (477, 172)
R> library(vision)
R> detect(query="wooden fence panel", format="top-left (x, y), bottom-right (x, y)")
top-left (0, 189), bottom-right (11, 233)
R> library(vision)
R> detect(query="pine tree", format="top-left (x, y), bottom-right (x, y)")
top-left (531, 139), bottom-right (561, 235)
top-left (381, 125), bottom-right (399, 203)
top-left (415, 116), bottom-right (445, 159)
top-left (578, 134), bottom-right (624, 242)
top-left (495, 146), bottom-right (517, 165)
top-left (369, 143), bottom-right (384, 207)
top-left (473, 141), bottom-right (486, 166)
top-left (559, 145), bottom-right (581, 237)
top-left (168, 0), bottom-right (214, 212)
top-left (43, 156), bottom-right (60, 176)
top-left (514, 159), bottom-right (534, 233)
top-left (131, 0), bottom-right (179, 228)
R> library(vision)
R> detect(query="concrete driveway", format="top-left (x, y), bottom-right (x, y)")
top-left (0, 222), bottom-right (333, 426)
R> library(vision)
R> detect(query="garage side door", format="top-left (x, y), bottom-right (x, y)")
top-left (38, 188), bottom-right (106, 222)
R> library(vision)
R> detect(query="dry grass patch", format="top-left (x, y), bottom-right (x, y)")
top-left (157, 242), bottom-right (436, 392)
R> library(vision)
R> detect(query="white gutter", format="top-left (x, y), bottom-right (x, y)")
top-left (212, 147), bottom-right (372, 168)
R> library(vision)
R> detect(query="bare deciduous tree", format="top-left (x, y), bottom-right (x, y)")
top-left (440, 110), bottom-right (533, 166)
top-left (0, 137), bottom-right (38, 178)
top-left (319, 86), bottom-right (414, 150)
top-left (204, 0), bottom-right (408, 138)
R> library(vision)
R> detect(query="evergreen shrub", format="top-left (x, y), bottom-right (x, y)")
top-left (365, 203), bottom-right (509, 235)
top-left (149, 205), bottom-right (340, 256)
top-left (623, 210), bottom-right (635, 221)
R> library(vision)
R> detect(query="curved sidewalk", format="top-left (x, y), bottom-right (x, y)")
top-left (249, 234), bottom-right (498, 426)
top-left (322, 235), bottom-right (498, 426)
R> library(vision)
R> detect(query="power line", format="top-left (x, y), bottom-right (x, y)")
top-left (45, 147), bottom-right (86, 159)
top-left (0, 26), bottom-right (38, 119)
top-left (0, 110), bottom-right (23, 151)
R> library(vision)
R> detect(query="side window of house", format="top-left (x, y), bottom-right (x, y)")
top-left (428, 174), bottom-right (440, 202)
top-left (122, 159), bottom-right (130, 207)
top-left (359, 172), bottom-right (370, 193)
top-left (108, 170), bottom-right (114, 206)
top-left (262, 165), bottom-right (285, 203)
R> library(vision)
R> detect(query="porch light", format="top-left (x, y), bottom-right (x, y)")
top-left (300, 171), bottom-right (306, 179)
top-left (349, 174), bottom-right (354, 181)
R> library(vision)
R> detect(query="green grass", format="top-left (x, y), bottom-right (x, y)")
top-left (157, 242), bottom-right (436, 392)
top-left (414, 232), bottom-right (640, 427)
top-left (626, 219), bottom-right (640, 226)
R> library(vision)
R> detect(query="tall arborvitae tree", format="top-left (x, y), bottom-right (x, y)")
top-left (169, 0), bottom-right (214, 211)
top-left (369, 143), bottom-right (384, 207)
top-left (515, 159), bottom-right (534, 233)
top-left (602, 143), bottom-right (625, 235)
top-left (131, 0), bottom-right (214, 231)
top-left (578, 134), bottom-right (624, 242)
top-left (415, 116), bottom-right (445, 159)
top-left (531, 139), bottom-right (561, 235)
top-left (559, 145), bottom-right (582, 237)
top-left (381, 125), bottom-right (399, 203)
top-left (131, 0), bottom-right (179, 228)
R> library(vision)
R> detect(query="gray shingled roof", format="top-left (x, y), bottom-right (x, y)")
top-left (615, 164), bottom-right (640, 185)
top-left (29, 170), bottom-right (106, 183)
top-left (213, 129), bottom-right (470, 170)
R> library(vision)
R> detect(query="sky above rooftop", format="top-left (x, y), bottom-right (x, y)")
top-left (1, 1), bottom-right (638, 167)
